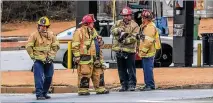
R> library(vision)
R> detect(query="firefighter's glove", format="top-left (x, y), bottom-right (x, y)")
top-left (45, 57), bottom-right (53, 64)
top-left (136, 33), bottom-right (145, 40)
top-left (118, 32), bottom-right (128, 43)
top-left (117, 27), bottom-right (124, 34)
top-left (97, 36), bottom-right (102, 41)
top-left (136, 47), bottom-right (139, 53)
top-left (96, 36), bottom-right (104, 47)
top-left (136, 34), bottom-right (140, 40)
top-left (99, 40), bottom-right (104, 48)
top-left (94, 60), bottom-right (101, 68)
top-left (101, 64), bottom-right (107, 70)
top-left (74, 57), bottom-right (80, 64)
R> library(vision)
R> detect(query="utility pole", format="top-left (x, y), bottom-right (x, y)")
top-left (116, 1), bottom-right (127, 20)
top-left (173, 1), bottom-right (194, 67)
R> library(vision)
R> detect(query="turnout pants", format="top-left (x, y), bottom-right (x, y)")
top-left (33, 60), bottom-right (54, 97)
top-left (77, 64), bottom-right (106, 93)
top-left (116, 52), bottom-right (137, 88)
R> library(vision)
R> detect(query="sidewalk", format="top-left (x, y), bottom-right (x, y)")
top-left (2, 68), bottom-right (213, 93)
top-left (2, 89), bottom-right (213, 102)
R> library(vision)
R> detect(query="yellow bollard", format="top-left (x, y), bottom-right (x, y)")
top-left (68, 41), bottom-right (72, 69)
top-left (112, 0), bottom-right (116, 23)
top-left (197, 43), bottom-right (201, 67)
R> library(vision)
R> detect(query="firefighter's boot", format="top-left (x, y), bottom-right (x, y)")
top-left (128, 85), bottom-right (136, 91)
top-left (78, 92), bottom-right (90, 96)
top-left (78, 88), bottom-right (90, 96)
top-left (119, 86), bottom-right (128, 92)
top-left (43, 94), bottom-right (51, 99)
top-left (36, 96), bottom-right (45, 100)
top-left (96, 88), bottom-right (109, 94)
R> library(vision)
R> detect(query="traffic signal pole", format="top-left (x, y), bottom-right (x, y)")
top-left (173, 1), bottom-right (194, 67)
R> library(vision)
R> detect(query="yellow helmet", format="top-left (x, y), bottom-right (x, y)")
top-left (37, 16), bottom-right (50, 26)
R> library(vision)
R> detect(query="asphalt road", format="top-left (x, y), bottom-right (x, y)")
top-left (0, 50), bottom-right (65, 71)
top-left (1, 89), bottom-right (213, 102)
top-left (1, 49), bottom-right (201, 71)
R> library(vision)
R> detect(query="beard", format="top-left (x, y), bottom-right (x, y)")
top-left (123, 18), bottom-right (131, 25)
top-left (38, 28), bottom-right (47, 33)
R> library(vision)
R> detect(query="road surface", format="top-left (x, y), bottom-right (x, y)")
top-left (1, 50), bottom-right (64, 71)
top-left (1, 89), bottom-right (213, 102)
top-left (1, 49), bottom-right (201, 71)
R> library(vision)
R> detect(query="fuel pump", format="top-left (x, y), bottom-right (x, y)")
top-left (173, 0), bottom-right (194, 67)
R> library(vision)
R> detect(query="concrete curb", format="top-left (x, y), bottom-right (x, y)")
top-left (1, 37), bottom-right (27, 42)
top-left (2, 84), bottom-right (213, 93)
top-left (1, 47), bottom-right (25, 51)
top-left (1, 86), bottom-right (78, 93)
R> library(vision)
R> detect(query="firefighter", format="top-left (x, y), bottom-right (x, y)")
top-left (111, 7), bottom-right (140, 92)
top-left (137, 9), bottom-right (161, 91)
top-left (26, 16), bottom-right (60, 100)
top-left (72, 14), bottom-right (109, 96)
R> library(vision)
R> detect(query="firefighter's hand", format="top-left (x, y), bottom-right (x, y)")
top-left (74, 57), bottom-right (80, 63)
top-left (140, 51), bottom-right (147, 56)
top-left (119, 32), bottom-right (126, 38)
top-left (30, 55), bottom-right (35, 61)
top-left (117, 27), bottom-right (124, 34)
top-left (97, 36), bottom-right (102, 41)
top-left (99, 40), bottom-right (104, 47)
top-left (136, 34), bottom-right (140, 40)
top-left (136, 47), bottom-right (139, 53)
top-left (118, 38), bottom-right (124, 43)
top-left (118, 32), bottom-right (128, 43)
top-left (45, 57), bottom-right (53, 64)
top-left (101, 64), bottom-right (107, 70)
top-left (94, 60), bottom-right (101, 68)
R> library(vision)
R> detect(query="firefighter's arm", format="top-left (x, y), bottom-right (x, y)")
top-left (110, 20), bottom-right (124, 36)
top-left (100, 50), bottom-right (104, 64)
top-left (140, 26), bottom-right (156, 53)
top-left (136, 39), bottom-right (140, 53)
top-left (100, 50), bottom-right (107, 69)
top-left (123, 25), bottom-right (140, 45)
top-left (72, 30), bottom-right (81, 57)
top-left (49, 34), bottom-right (60, 60)
top-left (26, 33), bottom-right (35, 60)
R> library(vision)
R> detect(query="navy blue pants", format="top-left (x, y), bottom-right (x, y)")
top-left (141, 56), bottom-right (155, 88)
top-left (33, 60), bottom-right (54, 97)
top-left (116, 52), bottom-right (137, 88)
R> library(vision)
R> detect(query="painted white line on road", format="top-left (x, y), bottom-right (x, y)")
top-left (137, 100), bottom-right (164, 102)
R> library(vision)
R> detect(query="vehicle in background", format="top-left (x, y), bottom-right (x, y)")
top-left (53, 18), bottom-right (173, 68)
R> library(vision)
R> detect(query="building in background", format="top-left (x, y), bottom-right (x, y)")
top-left (162, 0), bottom-right (213, 18)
